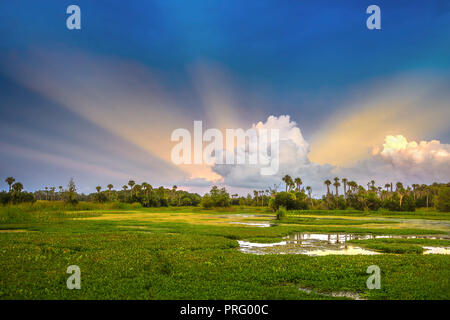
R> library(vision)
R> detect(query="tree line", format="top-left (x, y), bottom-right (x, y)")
top-left (1, 175), bottom-right (449, 212)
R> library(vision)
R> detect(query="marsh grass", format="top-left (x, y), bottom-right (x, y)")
top-left (0, 205), bottom-right (449, 299)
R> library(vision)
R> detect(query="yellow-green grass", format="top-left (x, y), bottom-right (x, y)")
top-left (0, 205), bottom-right (449, 299)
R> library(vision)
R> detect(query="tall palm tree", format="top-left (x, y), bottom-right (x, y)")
top-left (347, 181), bottom-right (357, 194)
top-left (421, 184), bottom-right (429, 207)
top-left (58, 186), bottom-right (63, 200)
top-left (45, 187), bottom-right (49, 200)
top-left (324, 180), bottom-right (331, 196)
top-left (294, 178), bottom-right (302, 191)
top-left (384, 183), bottom-right (390, 192)
top-left (5, 177), bottom-right (15, 192)
top-left (306, 186), bottom-right (313, 206)
top-left (107, 184), bottom-right (114, 201)
top-left (412, 184), bottom-right (418, 200)
top-left (142, 182), bottom-right (151, 198)
top-left (96, 186), bottom-right (101, 193)
top-left (282, 175), bottom-right (293, 192)
top-left (50, 187), bottom-right (56, 201)
top-left (128, 180), bottom-right (135, 197)
top-left (396, 182), bottom-right (405, 207)
top-left (342, 178), bottom-right (348, 199)
top-left (333, 178), bottom-right (341, 197)
top-left (122, 185), bottom-right (128, 201)
top-left (12, 182), bottom-right (23, 193)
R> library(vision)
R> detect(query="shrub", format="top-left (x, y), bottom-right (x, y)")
top-left (130, 202), bottom-right (142, 209)
top-left (272, 192), bottom-right (297, 210)
top-left (382, 192), bottom-right (401, 211)
top-left (366, 192), bottom-right (381, 211)
top-left (401, 194), bottom-right (416, 212)
top-left (201, 186), bottom-right (230, 208)
top-left (276, 206), bottom-right (287, 220)
top-left (437, 187), bottom-right (450, 212)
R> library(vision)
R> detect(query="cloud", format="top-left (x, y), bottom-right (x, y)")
top-left (211, 115), bottom-right (335, 195)
top-left (308, 74), bottom-right (450, 166)
top-left (367, 135), bottom-right (450, 183)
top-left (209, 116), bottom-right (450, 196)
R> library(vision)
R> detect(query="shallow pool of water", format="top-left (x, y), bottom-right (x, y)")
top-left (229, 222), bottom-right (273, 227)
top-left (238, 232), bottom-right (449, 256)
top-left (423, 246), bottom-right (450, 255)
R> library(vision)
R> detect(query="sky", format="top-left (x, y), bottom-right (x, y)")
top-left (0, 1), bottom-right (449, 196)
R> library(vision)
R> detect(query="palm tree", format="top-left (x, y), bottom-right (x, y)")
top-left (45, 187), bottom-right (49, 200)
top-left (50, 187), bottom-right (56, 201)
top-left (421, 184), bottom-right (430, 208)
top-left (107, 184), bottom-right (114, 201)
top-left (128, 180), bottom-right (135, 197)
top-left (306, 186), bottom-right (313, 207)
top-left (324, 179), bottom-right (331, 196)
top-left (294, 178), bottom-right (302, 191)
top-left (142, 182), bottom-right (152, 198)
top-left (282, 175), bottom-right (293, 192)
top-left (342, 178), bottom-right (348, 199)
top-left (122, 185), bottom-right (128, 201)
top-left (412, 184), bottom-right (418, 200)
top-left (172, 185), bottom-right (177, 197)
top-left (384, 183), bottom-right (390, 192)
top-left (396, 182), bottom-right (405, 207)
top-left (96, 186), bottom-right (101, 193)
top-left (12, 182), bottom-right (23, 193)
top-left (347, 181), bottom-right (357, 194)
top-left (58, 186), bottom-right (63, 200)
top-left (333, 178), bottom-right (341, 197)
top-left (5, 177), bottom-right (15, 192)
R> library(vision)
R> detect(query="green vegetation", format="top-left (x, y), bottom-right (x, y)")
top-left (2, 176), bottom-right (449, 215)
top-left (437, 187), bottom-right (450, 212)
top-left (0, 201), bottom-right (449, 300)
top-left (1, 176), bottom-right (449, 300)
top-left (276, 206), bottom-right (288, 220)
top-left (348, 238), bottom-right (450, 254)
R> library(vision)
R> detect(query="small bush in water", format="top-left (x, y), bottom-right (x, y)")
top-left (276, 206), bottom-right (287, 220)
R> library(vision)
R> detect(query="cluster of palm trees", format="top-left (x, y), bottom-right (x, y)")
top-left (94, 180), bottom-right (155, 201)
top-left (4, 177), bottom-right (24, 193)
top-left (277, 174), bottom-right (441, 209)
top-left (33, 186), bottom-right (65, 201)
top-left (276, 175), bottom-right (441, 207)
top-left (92, 180), bottom-right (200, 206)
top-left (282, 175), bottom-right (313, 199)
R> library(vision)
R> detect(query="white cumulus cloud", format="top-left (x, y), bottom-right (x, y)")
top-left (208, 117), bottom-right (450, 196)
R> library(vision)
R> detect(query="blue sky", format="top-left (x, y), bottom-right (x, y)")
top-left (1, 1), bottom-right (449, 194)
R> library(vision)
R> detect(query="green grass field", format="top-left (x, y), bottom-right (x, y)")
top-left (0, 202), bottom-right (449, 299)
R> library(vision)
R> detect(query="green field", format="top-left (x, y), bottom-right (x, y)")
top-left (0, 202), bottom-right (449, 300)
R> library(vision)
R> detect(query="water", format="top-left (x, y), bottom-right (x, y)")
top-left (238, 232), bottom-right (449, 256)
top-left (298, 287), bottom-right (365, 300)
top-left (229, 222), bottom-right (273, 227)
top-left (423, 246), bottom-right (450, 255)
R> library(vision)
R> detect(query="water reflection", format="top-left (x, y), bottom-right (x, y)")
top-left (238, 232), bottom-right (449, 256)
top-left (229, 222), bottom-right (273, 227)
top-left (423, 246), bottom-right (450, 255)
